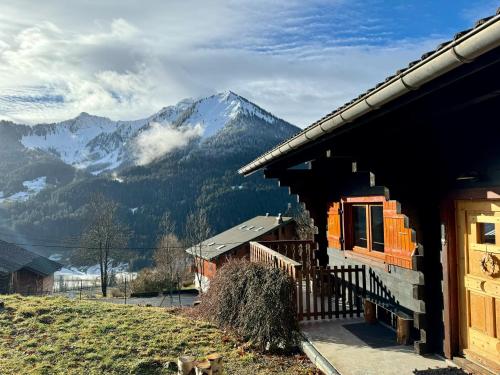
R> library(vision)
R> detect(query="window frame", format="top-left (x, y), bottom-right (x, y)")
top-left (342, 196), bottom-right (386, 260)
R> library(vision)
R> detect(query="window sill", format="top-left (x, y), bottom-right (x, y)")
top-left (352, 246), bottom-right (386, 261)
top-left (344, 249), bottom-right (386, 270)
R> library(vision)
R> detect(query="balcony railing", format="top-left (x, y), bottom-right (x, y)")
top-left (249, 241), bottom-right (301, 279)
top-left (250, 240), bottom-right (365, 321)
top-left (256, 240), bottom-right (317, 268)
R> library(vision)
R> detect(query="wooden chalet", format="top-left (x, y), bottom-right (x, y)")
top-left (239, 12), bottom-right (500, 373)
top-left (0, 240), bottom-right (62, 295)
top-left (186, 215), bottom-right (296, 289)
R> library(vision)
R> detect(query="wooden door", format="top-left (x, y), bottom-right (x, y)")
top-left (456, 201), bottom-right (500, 372)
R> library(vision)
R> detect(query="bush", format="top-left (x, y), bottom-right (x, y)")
top-left (131, 268), bottom-right (174, 294)
top-left (199, 259), bottom-right (299, 352)
top-left (109, 288), bottom-right (124, 298)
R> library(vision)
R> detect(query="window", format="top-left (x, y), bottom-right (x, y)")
top-left (477, 222), bottom-right (495, 244)
top-left (370, 205), bottom-right (384, 252)
top-left (328, 197), bottom-right (416, 269)
top-left (353, 205), bottom-right (367, 248)
top-left (350, 203), bottom-right (385, 256)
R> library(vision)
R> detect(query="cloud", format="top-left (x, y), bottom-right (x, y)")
top-left (0, 0), bottom-right (492, 127)
top-left (133, 122), bottom-right (204, 165)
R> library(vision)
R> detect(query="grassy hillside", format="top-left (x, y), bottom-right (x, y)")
top-left (0, 295), bottom-right (315, 374)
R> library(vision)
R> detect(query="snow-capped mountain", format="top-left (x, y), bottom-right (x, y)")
top-left (0, 92), bottom-right (300, 259)
top-left (17, 91), bottom-right (286, 175)
top-left (20, 113), bottom-right (144, 174)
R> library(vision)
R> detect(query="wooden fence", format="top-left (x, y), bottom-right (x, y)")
top-left (250, 241), bottom-right (366, 321)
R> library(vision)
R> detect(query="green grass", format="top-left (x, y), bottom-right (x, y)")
top-left (0, 295), bottom-right (316, 375)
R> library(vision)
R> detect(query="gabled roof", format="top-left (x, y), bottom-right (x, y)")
top-left (0, 240), bottom-right (62, 276)
top-left (186, 215), bottom-right (293, 260)
top-left (239, 10), bottom-right (500, 175)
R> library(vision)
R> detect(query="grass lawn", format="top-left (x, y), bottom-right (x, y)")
top-left (0, 295), bottom-right (316, 374)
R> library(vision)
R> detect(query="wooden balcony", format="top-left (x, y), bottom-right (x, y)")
top-left (250, 240), bottom-right (366, 321)
top-left (256, 240), bottom-right (317, 267)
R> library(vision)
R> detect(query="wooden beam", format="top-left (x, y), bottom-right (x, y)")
top-left (397, 317), bottom-right (412, 345)
top-left (364, 300), bottom-right (377, 324)
top-left (440, 199), bottom-right (459, 359)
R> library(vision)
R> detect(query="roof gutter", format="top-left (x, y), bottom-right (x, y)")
top-left (239, 15), bottom-right (500, 176)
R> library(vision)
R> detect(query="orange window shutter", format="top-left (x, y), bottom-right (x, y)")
top-left (383, 200), bottom-right (416, 269)
top-left (327, 202), bottom-right (342, 249)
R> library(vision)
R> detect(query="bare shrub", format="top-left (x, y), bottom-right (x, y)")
top-left (110, 288), bottom-right (124, 298)
top-left (131, 268), bottom-right (173, 294)
top-left (199, 259), bottom-right (299, 352)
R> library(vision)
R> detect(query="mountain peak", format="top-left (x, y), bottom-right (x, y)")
top-left (18, 91), bottom-right (298, 174)
top-left (74, 112), bottom-right (109, 121)
top-left (216, 90), bottom-right (239, 101)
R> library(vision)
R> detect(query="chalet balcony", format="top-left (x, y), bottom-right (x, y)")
top-left (249, 240), bottom-right (365, 321)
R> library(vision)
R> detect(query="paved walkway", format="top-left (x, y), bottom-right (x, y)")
top-left (95, 294), bottom-right (198, 307)
top-left (301, 318), bottom-right (458, 375)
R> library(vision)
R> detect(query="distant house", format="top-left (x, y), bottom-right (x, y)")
top-left (0, 240), bottom-right (62, 295)
top-left (186, 215), bottom-right (296, 289)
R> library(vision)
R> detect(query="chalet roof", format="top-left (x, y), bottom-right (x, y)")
top-left (0, 240), bottom-right (62, 276)
top-left (239, 9), bottom-right (500, 175)
top-left (185, 215), bottom-right (293, 261)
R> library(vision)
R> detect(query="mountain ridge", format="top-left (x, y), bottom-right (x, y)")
top-left (12, 91), bottom-right (294, 175)
top-left (0, 91), bottom-right (299, 267)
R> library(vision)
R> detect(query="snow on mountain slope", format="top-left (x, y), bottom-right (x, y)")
top-left (18, 91), bottom-right (293, 173)
top-left (0, 176), bottom-right (47, 203)
top-left (180, 91), bottom-right (277, 138)
top-left (21, 113), bottom-right (146, 174)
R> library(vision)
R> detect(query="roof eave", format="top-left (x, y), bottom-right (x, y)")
top-left (239, 14), bottom-right (500, 176)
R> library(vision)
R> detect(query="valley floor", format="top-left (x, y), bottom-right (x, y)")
top-left (0, 295), bottom-right (316, 375)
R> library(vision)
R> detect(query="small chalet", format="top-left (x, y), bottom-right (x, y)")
top-left (239, 11), bottom-right (500, 373)
top-left (186, 215), bottom-right (296, 289)
top-left (0, 240), bottom-right (62, 295)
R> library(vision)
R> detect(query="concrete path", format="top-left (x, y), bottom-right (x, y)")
top-left (301, 318), bottom-right (458, 375)
top-left (86, 294), bottom-right (198, 307)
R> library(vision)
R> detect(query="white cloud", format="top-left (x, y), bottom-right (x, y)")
top-left (134, 122), bottom-right (204, 165)
top-left (0, 1), bottom-right (478, 127)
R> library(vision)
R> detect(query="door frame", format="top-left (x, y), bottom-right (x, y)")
top-left (441, 187), bottom-right (500, 360)
top-left (454, 199), bottom-right (500, 372)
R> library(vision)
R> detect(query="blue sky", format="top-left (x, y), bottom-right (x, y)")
top-left (0, 0), bottom-right (497, 126)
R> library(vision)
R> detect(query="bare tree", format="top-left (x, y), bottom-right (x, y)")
top-left (154, 213), bottom-right (189, 303)
top-left (185, 208), bottom-right (212, 292)
top-left (78, 193), bottom-right (129, 297)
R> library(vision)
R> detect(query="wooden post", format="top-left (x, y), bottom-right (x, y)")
top-left (206, 353), bottom-right (223, 374)
top-left (364, 300), bottom-right (377, 324)
top-left (124, 276), bottom-right (127, 305)
top-left (396, 317), bottom-right (411, 345)
top-left (305, 262), bottom-right (311, 320)
top-left (340, 266), bottom-right (346, 318)
top-left (177, 356), bottom-right (195, 375)
top-left (312, 266), bottom-right (318, 320)
top-left (334, 266), bottom-right (339, 318)
top-left (347, 265), bottom-right (353, 317)
top-left (195, 360), bottom-right (212, 375)
top-left (297, 268), bottom-right (303, 321)
top-left (354, 267), bottom-right (361, 317)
